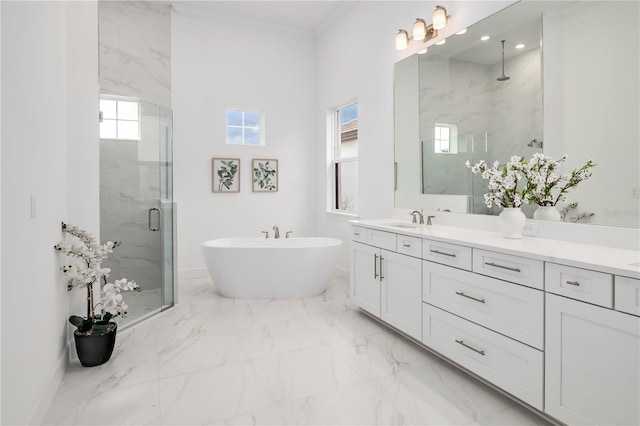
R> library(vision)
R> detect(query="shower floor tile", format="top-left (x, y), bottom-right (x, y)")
top-left (42, 274), bottom-right (553, 426)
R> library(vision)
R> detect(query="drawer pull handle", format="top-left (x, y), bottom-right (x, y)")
top-left (431, 249), bottom-right (456, 258)
top-left (455, 291), bottom-right (486, 304)
top-left (403, 243), bottom-right (412, 248)
top-left (455, 339), bottom-right (485, 356)
top-left (566, 280), bottom-right (581, 286)
top-left (380, 256), bottom-right (384, 280)
top-left (485, 262), bottom-right (521, 273)
top-left (354, 232), bottom-right (360, 236)
top-left (374, 254), bottom-right (379, 279)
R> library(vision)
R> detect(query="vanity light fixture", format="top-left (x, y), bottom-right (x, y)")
top-left (432, 5), bottom-right (448, 30)
top-left (396, 5), bottom-right (450, 51)
top-left (396, 29), bottom-right (409, 50)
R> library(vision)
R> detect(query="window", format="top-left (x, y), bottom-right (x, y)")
top-left (331, 102), bottom-right (358, 213)
top-left (226, 108), bottom-right (264, 145)
top-left (99, 98), bottom-right (140, 140)
top-left (434, 123), bottom-right (458, 154)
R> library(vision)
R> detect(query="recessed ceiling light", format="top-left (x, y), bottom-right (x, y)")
top-left (480, 35), bottom-right (490, 41)
top-left (515, 43), bottom-right (525, 49)
top-left (456, 28), bottom-right (467, 35)
top-left (435, 39), bottom-right (446, 45)
top-left (417, 48), bottom-right (428, 54)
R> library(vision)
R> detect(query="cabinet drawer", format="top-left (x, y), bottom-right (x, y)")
top-left (615, 276), bottom-right (640, 316)
top-left (473, 249), bottom-right (543, 290)
top-left (545, 263), bottom-right (613, 308)
top-left (423, 239), bottom-right (472, 271)
top-left (365, 229), bottom-right (396, 251)
top-left (396, 235), bottom-right (422, 258)
top-left (351, 226), bottom-right (366, 243)
top-left (422, 304), bottom-right (543, 410)
top-left (423, 261), bottom-right (543, 349)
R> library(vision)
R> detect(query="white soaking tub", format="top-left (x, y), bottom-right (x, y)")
top-left (201, 237), bottom-right (342, 298)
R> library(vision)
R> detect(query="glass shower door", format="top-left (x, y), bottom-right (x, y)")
top-left (99, 94), bottom-right (174, 327)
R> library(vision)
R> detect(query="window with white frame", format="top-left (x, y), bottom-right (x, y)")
top-left (99, 98), bottom-right (140, 140)
top-left (226, 108), bottom-right (264, 145)
top-left (434, 123), bottom-right (458, 154)
top-left (331, 102), bottom-right (358, 213)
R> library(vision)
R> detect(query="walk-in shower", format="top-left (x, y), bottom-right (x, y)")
top-left (99, 93), bottom-right (175, 327)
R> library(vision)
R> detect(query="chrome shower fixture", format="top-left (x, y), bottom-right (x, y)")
top-left (497, 40), bottom-right (510, 81)
top-left (527, 138), bottom-right (543, 148)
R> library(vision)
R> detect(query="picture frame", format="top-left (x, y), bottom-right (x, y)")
top-left (252, 159), bottom-right (279, 192)
top-left (212, 158), bottom-right (240, 193)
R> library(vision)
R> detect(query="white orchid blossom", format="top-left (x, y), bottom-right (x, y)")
top-left (55, 223), bottom-right (141, 330)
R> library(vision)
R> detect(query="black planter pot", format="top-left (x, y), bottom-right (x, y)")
top-left (74, 322), bottom-right (117, 367)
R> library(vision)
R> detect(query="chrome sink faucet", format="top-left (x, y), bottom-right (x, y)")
top-left (410, 210), bottom-right (425, 225)
top-left (273, 225), bottom-right (280, 239)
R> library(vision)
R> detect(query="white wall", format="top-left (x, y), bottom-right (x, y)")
top-left (314, 1), bottom-right (517, 270)
top-left (0, 2), bottom-right (98, 424)
top-left (172, 10), bottom-right (317, 276)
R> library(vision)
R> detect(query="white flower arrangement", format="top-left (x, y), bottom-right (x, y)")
top-left (54, 223), bottom-right (140, 334)
top-left (465, 155), bottom-right (533, 208)
top-left (525, 153), bottom-right (595, 207)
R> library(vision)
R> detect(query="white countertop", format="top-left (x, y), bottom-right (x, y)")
top-left (352, 219), bottom-right (640, 279)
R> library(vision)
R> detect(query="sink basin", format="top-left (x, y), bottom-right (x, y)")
top-left (386, 222), bottom-right (420, 229)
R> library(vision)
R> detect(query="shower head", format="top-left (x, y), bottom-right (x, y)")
top-left (497, 40), bottom-right (510, 81)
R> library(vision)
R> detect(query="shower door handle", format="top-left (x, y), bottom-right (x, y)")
top-left (148, 207), bottom-right (161, 231)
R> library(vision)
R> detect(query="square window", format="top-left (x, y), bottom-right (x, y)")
top-left (117, 101), bottom-right (139, 120)
top-left (226, 108), bottom-right (264, 145)
top-left (100, 100), bottom-right (117, 120)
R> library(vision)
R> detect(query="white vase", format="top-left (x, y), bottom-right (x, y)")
top-left (533, 205), bottom-right (562, 222)
top-left (499, 207), bottom-right (526, 239)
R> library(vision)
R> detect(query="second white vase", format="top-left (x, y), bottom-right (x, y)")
top-left (533, 205), bottom-right (562, 221)
top-left (499, 207), bottom-right (526, 239)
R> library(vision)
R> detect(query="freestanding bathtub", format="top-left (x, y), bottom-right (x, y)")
top-left (201, 237), bottom-right (343, 298)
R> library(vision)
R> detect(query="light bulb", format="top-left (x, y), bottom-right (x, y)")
top-left (515, 43), bottom-right (525, 49)
top-left (456, 28), bottom-right (467, 35)
top-left (417, 48), bottom-right (428, 54)
top-left (435, 39), bottom-right (446, 46)
top-left (413, 18), bottom-right (427, 41)
top-left (395, 29), bottom-right (409, 50)
top-left (480, 35), bottom-right (490, 41)
top-left (433, 6), bottom-right (447, 30)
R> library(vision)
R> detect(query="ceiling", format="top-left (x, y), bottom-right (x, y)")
top-left (171, 1), bottom-right (349, 35)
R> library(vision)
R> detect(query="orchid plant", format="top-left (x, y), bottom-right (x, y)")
top-left (54, 223), bottom-right (140, 335)
top-left (525, 153), bottom-right (595, 207)
top-left (465, 156), bottom-right (533, 208)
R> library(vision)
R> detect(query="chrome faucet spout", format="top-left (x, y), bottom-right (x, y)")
top-left (410, 210), bottom-right (425, 225)
top-left (273, 225), bottom-right (280, 239)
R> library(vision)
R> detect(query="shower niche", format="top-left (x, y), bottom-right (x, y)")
top-left (99, 93), bottom-right (175, 326)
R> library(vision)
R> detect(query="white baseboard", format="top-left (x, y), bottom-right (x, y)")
top-left (334, 266), bottom-right (349, 279)
top-left (178, 267), bottom-right (209, 281)
top-left (28, 349), bottom-right (67, 425)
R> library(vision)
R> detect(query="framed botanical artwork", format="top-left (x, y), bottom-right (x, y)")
top-left (212, 158), bottom-right (240, 193)
top-left (252, 159), bottom-right (278, 192)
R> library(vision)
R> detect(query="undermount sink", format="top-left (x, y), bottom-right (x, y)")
top-left (386, 222), bottom-right (420, 229)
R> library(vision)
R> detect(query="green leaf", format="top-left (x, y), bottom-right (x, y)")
top-left (69, 315), bottom-right (92, 333)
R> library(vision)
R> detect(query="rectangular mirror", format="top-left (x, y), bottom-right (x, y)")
top-left (394, 1), bottom-right (639, 228)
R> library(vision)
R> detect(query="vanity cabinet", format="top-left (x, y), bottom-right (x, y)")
top-left (422, 252), bottom-right (544, 409)
top-left (350, 221), bottom-right (640, 425)
top-left (545, 291), bottom-right (640, 426)
top-left (351, 229), bottom-right (422, 340)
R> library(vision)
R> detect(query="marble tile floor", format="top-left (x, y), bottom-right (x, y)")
top-left (43, 274), bottom-right (552, 425)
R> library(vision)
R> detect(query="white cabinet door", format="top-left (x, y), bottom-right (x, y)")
top-left (351, 242), bottom-right (381, 316)
top-left (380, 249), bottom-right (422, 340)
top-left (545, 293), bottom-right (640, 426)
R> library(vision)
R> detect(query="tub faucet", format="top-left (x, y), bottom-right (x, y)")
top-left (273, 226), bottom-right (280, 239)
top-left (410, 210), bottom-right (425, 225)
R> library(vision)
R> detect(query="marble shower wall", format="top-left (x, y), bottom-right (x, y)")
top-left (99, 1), bottom-right (171, 108)
top-left (99, 1), bottom-right (171, 292)
top-left (419, 48), bottom-right (542, 214)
